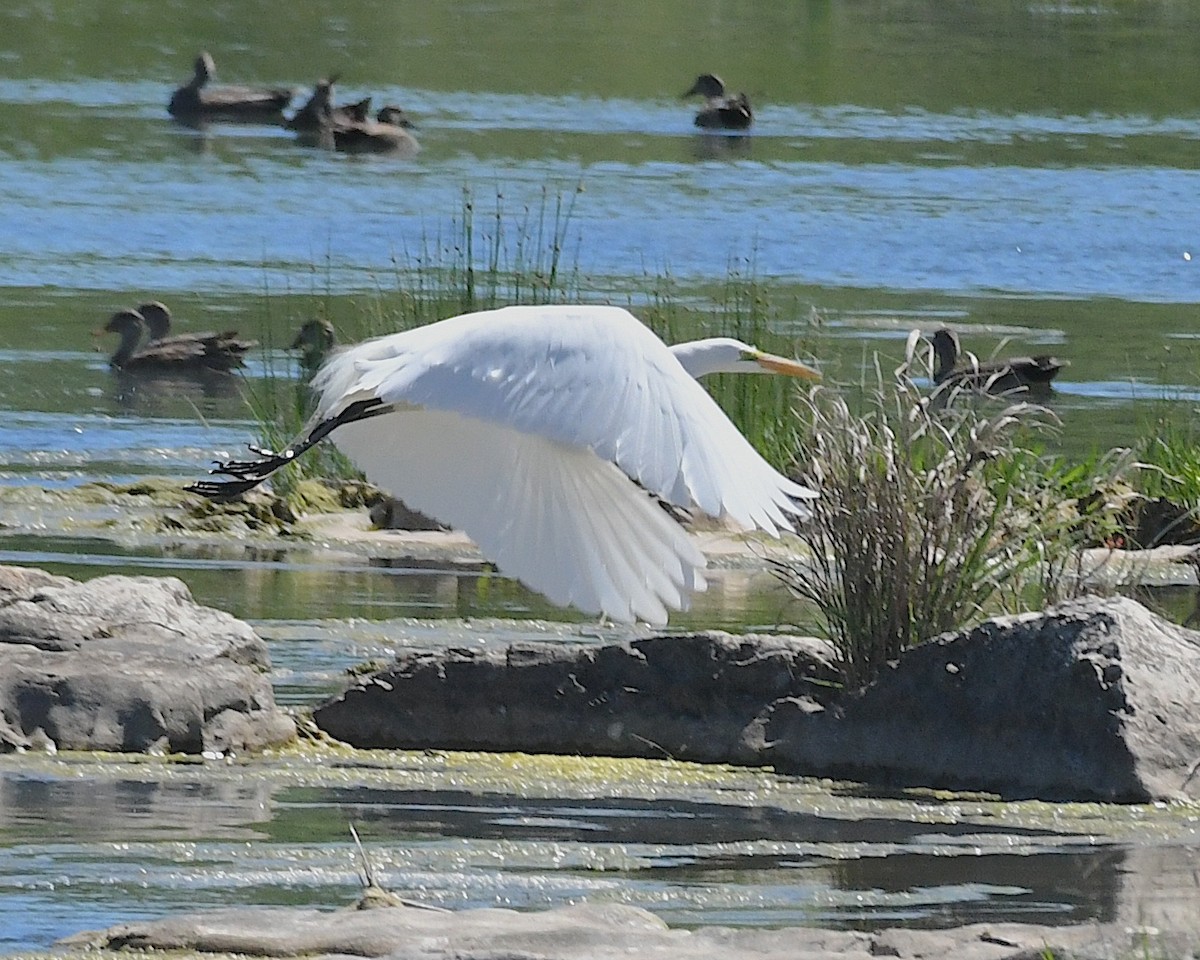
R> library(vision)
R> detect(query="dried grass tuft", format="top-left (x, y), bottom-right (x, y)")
top-left (775, 332), bottom-right (1125, 689)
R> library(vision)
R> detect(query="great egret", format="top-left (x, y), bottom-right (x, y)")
top-left (682, 74), bottom-right (753, 131)
top-left (931, 328), bottom-right (1066, 395)
top-left (168, 52), bottom-right (295, 124)
top-left (188, 304), bottom-right (820, 624)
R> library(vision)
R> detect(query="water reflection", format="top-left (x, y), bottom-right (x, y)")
top-left (109, 368), bottom-right (245, 414)
top-left (4, 764), bottom-right (1196, 951)
top-left (5, 0), bottom-right (1200, 951)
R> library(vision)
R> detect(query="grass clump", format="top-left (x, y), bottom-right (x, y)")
top-left (775, 335), bottom-right (1128, 689)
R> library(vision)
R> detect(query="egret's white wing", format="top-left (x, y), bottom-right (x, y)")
top-left (333, 411), bottom-right (707, 625)
top-left (313, 305), bottom-right (809, 533)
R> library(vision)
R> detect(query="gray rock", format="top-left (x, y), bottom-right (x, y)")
top-left (59, 899), bottom-right (1132, 960)
top-left (314, 632), bottom-right (839, 764)
top-left (766, 595), bottom-right (1200, 802)
top-left (0, 565), bottom-right (294, 754)
top-left (313, 595), bottom-right (1200, 803)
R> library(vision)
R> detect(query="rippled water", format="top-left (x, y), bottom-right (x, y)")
top-left (4, 0), bottom-right (1200, 952)
top-left (4, 751), bottom-right (1200, 951)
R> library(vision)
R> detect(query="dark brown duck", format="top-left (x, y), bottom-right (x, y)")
top-left (931, 327), bottom-right (1067, 395)
top-left (168, 51), bottom-right (294, 123)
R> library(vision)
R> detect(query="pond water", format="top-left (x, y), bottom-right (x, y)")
top-left (3, 0), bottom-right (1200, 952)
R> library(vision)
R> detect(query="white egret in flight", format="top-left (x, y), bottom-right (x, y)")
top-left (188, 304), bottom-right (821, 625)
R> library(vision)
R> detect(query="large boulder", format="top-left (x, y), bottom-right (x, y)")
top-left (313, 595), bottom-right (1200, 803)
top-left (0, 565), bottom-right (294, 754)
top-left (314, 632), bottom-right (839, 764)
top-left (764, 595), bottom-right (1200, 802)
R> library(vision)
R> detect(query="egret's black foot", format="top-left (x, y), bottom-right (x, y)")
top-left (185, 476), bottom-right (267, 500)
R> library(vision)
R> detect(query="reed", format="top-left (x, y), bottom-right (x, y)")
top-left (773, 337), bottom-right (1128, 689)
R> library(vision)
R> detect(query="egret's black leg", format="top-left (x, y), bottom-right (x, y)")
top-left (186, 398), bottom-right (389, 499)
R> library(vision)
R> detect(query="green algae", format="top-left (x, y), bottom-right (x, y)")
top-left (4, 745), bottom-right (1196, 846)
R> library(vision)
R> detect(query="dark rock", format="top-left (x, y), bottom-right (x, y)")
top-left (314, 595), bottom-right (1200, 803)
top-left (368, 494), bottom-right (446, 531)
top-left (59, 899), bottom-right (1132, 960)
top-left (314, 632), bottom-right (839, 764)
top-left (765, 595), bottom-right (1200, 802)
top-left (0, 565), bottom-right (294, 754)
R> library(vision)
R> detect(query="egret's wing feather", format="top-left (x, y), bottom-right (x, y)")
top-left (333, 409), bottom-right (706, 625)
top-left (312, 305), bottom-right (810, 535)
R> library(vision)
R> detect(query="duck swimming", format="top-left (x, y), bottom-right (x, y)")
top-left (682, 73), bottom-right (753, 131)
top-left (101, 309), bottom-right (233, 373)
top-left (328, 112), bottom-right (420, 155)
top-left (288, 77), bottom-right (372, 132)
top-left (294, 82), bottom-right (420, 156)
top-left (930, 327), bottom-right (1067, 395)
top-left (136, 301), bottom-right (256, 369)
top-left (168, 51), bottom-right (294, 123)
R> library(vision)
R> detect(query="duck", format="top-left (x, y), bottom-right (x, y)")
top-left (136, 301), bottom-right (257, 369)
top-left (329, 112), bottom-right (420, 155)
top-left (289, 318), bottom-right (337, 375)
top-left (287, 76), bottom-right (373, 132)
top-left (930, 327), bottom-right (1067, 395)
top-left (682, 73), bottom-right (753, 131)
top-left (101, 309), bottom-right (233, 373)
top-left (168, 51), bottom-right (294, 123)
top-left (295, 86), bottom-right (420, 156)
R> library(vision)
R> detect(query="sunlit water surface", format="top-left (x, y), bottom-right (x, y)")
top-left (4, 0), bottom-right (1200, 952)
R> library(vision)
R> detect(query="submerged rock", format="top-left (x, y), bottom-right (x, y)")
top-left (765, 595), bottom-right (1200, 802)
top-left (60, 899), bottom-right (1127, 960)
top-left (313, 596), bottom-right (1200, 803)
top-left (0, 565), bottom-right (294, 754)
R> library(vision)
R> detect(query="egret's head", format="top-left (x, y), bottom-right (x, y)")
top-left (671, 337), bottom-right (822, 381)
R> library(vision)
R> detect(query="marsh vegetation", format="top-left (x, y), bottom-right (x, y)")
top-left (218, 193), bottom-right (1200, 688)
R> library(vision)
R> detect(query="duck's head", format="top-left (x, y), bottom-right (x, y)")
top-left (104, 308), bottom-right (146, 336)
top-left (683, 73), bottom-right (727, 99)
top-left (193, 52), bottom-right (216, 84)
top-left (376, 105), bottom-right (414, 128)
top-left (136, 301), bottom-right (172, 338)
top-left (290, 319), bottom-right (336, 353)
top-left (346, 96), bottom-right (373, 123)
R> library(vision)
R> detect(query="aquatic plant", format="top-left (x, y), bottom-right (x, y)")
top-left (773, 334), bottom-right (1128, 689)
top-left (1126, 411), bottom-right (1200, 545)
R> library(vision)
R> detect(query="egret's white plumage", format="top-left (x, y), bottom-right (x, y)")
top-left (194, 304), bottom-right (820, 624)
